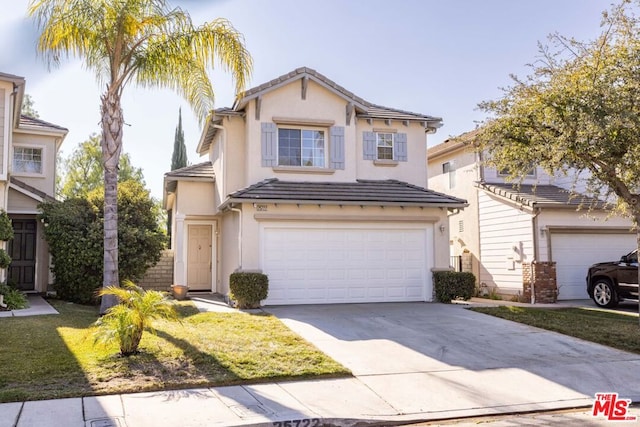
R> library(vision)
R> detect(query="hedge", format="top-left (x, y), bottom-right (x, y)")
top-left (434, 271), bottom-right (476, 303)
top-left (229, 272), bottom-right (269, 309)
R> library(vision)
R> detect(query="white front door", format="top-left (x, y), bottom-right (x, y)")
top-left (187, 224), bottom-right (213, 291)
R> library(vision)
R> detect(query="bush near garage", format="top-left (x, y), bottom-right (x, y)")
top-left (434, 271), bottom-right (476, 303)
top-left (229, 272), bottom-right (269, 309)
top-left (39, 180), bottom-right (166, 304)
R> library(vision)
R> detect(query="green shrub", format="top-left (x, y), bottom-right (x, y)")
top-left (0, 282), bottom-right (28, 310)
top-left (229, 272), bottom-right (269, 309)
top-left (0, 249), bottom-right (11, 269)
top-left (434, 271), bottom-right (476, 303)
top-left (0, 210), bottom-right (13, 241)
top-left (39, 180), bottom-right (166, 305)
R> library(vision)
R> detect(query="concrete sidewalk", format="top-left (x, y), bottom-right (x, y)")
top-left (1, 377), bottom-right (634, 427)
top-left (0, 295), bottom-right (58, 318)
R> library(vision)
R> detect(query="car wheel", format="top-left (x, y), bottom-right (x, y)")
top-left (592, 280), bottom-right (618, 308)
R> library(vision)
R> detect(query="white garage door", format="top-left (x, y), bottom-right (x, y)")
top-left (261, 223), bottom-right (432, 305)
top-left (551, 233), bottom-right (635, 300)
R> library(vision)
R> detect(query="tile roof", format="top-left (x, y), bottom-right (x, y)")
top-left (478, 182), bottom-right (607, 209)
top-left (226, 178), bottom-right (467, 208)
top-left (19, 115), bottom-right (68, 133)
top-left (164, 161), bottom-right (214, 180)
top-left (427, 129), bottom-right (479, 159)
top-left (10, 177), bottom-right (56, 203)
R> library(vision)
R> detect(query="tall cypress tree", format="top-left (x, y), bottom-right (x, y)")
top-left (171, 108), bottom-right (188, 170)
top-left (168, 108), bottom-right (188, 246)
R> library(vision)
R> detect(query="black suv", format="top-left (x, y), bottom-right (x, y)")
top-left (586, 250), bottom-right (640, 308)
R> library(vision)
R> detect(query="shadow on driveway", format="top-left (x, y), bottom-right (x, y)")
top-left (265, 302), bottom-right (640, 415)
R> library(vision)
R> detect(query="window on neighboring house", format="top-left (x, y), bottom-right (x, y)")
top-left (13, 147), bottom-right (43, 174)
top-left (443, 161), bottom-right (455, 188)
top-left (376, 132), bottom-right (394, 160)
top-left (278, 128), bottom-right (325, 167)
top-left (499, 167), bottom-right (536, 177)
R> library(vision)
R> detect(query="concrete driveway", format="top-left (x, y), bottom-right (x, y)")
top-left (266, 302), bottom-right (640, 418)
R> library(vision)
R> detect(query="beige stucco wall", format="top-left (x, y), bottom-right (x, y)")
top-left (210, 114), bottom-right (246, 206)
top-left (214, 202), bottom-right (450, 300)
top-left (11, 132), bottom-right (58, 197)
top-left (243, 79), bottom-right (356, 185)
top-left (175, 181), bottom-right (216, 216)
top-left (218, 210), bottom-right (240, 295)
top-left (210, 79), bottom-right (434, 192)
top-left (356, 118), bottom-right (429, 188)
top-left (428, 146), bottom-right (479, 280)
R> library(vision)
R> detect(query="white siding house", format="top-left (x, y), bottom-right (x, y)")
top-left (428, 131), bottom-right (634, 301)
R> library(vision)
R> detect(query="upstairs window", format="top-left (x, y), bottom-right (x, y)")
top-left (13, 147), bottom-right (43, 174)
top-left (376, 133), bottom-right (394, 160)
top-left (443, 161), bottom-right (456, 188)
top-left (363, 131), bottom-right (407, 162)
top-left (278, 128), bottom-right (325, 167)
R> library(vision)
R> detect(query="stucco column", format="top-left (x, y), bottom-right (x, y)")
top-left (174, 213), bottom-right (186, 286)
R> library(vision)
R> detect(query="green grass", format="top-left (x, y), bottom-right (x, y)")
top-left (470, 306), bottom-right (640, 354)
top-left (0, 299), bottom-right (350, 403)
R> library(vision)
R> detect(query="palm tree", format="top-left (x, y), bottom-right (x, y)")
top-left (29, 0), bottom-right (252, 313)
top-left (94, 281), bottom-right (178, 356)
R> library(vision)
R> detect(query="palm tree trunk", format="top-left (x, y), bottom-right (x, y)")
top-left (99, 88), bottom-right (123, 315)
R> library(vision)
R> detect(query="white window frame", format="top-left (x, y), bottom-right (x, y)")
top-left (277, 126), bottom-right (327, 168)
top-left (12, 144), bottom-right (46, 177)
top-left (376, 132), bottom-right (394, 160)
top-left (498, 167), bottom-right (536, 178)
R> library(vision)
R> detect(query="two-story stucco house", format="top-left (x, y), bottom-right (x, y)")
top-left (164, 67), bottom-right (466, 305)
top-left (0, 72), bottom-right (67, 293)
top-left (427, 131), bottom-right (635, 301)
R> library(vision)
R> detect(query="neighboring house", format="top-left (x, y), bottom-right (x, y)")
top-left (0, 72), bottom-right (68, 292)
top-left (164, 67), bottom-right (466, 305)
top-left (427, 131), bottom-right (635, 301)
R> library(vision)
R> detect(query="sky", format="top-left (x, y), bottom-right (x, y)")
top-left (0, 0), bottom-right (611, 200)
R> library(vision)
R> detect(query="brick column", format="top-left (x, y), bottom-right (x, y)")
top-left (522, 261), bottom-right (557, 304)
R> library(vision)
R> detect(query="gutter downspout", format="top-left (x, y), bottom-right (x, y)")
top-left (530, 206), bottom-right (541, 304)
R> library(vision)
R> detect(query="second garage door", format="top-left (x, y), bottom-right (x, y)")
top-left (551, 232), bottom-right (635, 300)
top-left (261, 223), bottom-right (432, 305)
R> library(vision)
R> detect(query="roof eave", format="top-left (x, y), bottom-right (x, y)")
top-left (234, 73), bottom-right (369, 112)
top-left (14, 126), bottom-right (68, 138)
top-left (427, 141), bottom-right (469, 160)
top-left (164, 176), bottom-right (215, 183)
top-left (221, 197), bottom-right (467, 210)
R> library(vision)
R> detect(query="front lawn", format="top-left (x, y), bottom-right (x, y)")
top-left (470, 306), bottom-right (640, 354)
top-left (0, 299), bottom-right (350, 403)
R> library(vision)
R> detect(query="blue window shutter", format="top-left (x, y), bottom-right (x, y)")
top-left (330, 126), bottom-right (345, 169)
top-left (394, 133), bottom-right (408, 162)
top-left (363, 131), bottom-right (376, 160)
top-left (261, 122), bottom-right (277, 166)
